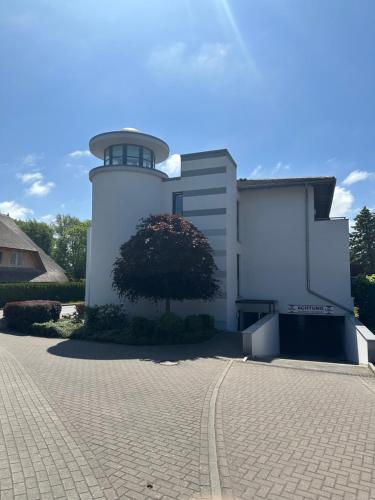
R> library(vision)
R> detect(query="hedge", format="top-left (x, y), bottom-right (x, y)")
top-left (0, 281), bottom-right (85, 308)
top-left (4, 300), bottom-right (62, 331)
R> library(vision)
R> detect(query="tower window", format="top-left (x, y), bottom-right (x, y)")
top-left (103, 144), bottom-right (155, 169)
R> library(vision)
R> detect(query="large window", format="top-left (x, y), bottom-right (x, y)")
top-left (173, 192), bottom-right (183, 215)
top-left (103, 144), bottom-right (155, 169)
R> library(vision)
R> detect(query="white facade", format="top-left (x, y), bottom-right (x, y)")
top-left (86, 128), bottom-right (365, 360)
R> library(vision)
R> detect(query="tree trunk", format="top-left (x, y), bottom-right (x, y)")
top-left (165, 298), bottom-right (171, 313)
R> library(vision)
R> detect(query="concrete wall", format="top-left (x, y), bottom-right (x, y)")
top-left (344, 315), bottom-right (375, 364)
top-left (243, 313), bottom-right (280, 357)
top-left (309, 218), bottom-right (352, 311)
top-left (239, 185), bottom-right (352, 315)
top-left (88, 166), bottom-right (165, 309)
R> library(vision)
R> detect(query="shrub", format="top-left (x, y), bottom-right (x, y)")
top-left (85, 304), bottom-right (128, 331)
top-left (130, 316), bottom-right (156, 337)
top-left (0, 281), bottom-right (85, 307)
top-left (74, 303), bottom-right (86, 320)
top-left (4, 300), bottom-right (62, 331)
top-left (184, 314), bottom-right (215, 332)
top-left (352, 275), bottom-right (375, 330)
top-left (29, 319), bottom-right (81, 338)
top-left (156, 312), bottom-right (184, 340)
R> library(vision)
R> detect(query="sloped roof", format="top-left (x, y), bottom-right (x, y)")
top-left (237, 176), bottom-right (336, 219)
top-left (0, 214), bottom-right (68, 283)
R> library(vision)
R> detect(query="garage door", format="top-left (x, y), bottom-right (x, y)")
top-left (279, 314), bottom-right (345, 360)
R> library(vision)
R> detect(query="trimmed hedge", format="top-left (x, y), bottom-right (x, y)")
top-left (0, 281), bottom-right (85, 308)
top-left (4, 300), bottom-right (62, 331)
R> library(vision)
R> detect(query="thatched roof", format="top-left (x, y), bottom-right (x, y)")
top-left (0, 214), bottom-right (68, 283)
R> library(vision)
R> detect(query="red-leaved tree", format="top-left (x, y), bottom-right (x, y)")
top-left (112, 214), bottom-right (220, 312)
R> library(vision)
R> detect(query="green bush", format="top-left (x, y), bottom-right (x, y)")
top-left (198, 314), bottom-right (215, 330)
top-left (130, 316), bottom-right (156, 336)
top-left (85, 304), bottom-right (128, 331)
top-left (29, 319), bottom-right (81, 338)
top-left (157, 312), bottom-right (184, 340)
top-left (4, 300), bottom-right (62, 331)
top-left (352, 275), bottom-right (375, 331)
top-left (0, 281), bottom-right (85, 308)
top-left (184, 314), bottom-right (215, 332)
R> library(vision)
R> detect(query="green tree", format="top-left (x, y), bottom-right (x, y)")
top-left (16, 219), bottom-right (54, 255)
top-left (350, 207), bottom-right (375, 274)
top-left (53, 215), bottom-right (90, 280)
top-left (112, 214), bottom-right (220, 312)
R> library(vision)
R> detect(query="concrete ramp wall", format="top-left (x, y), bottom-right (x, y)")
top-left (344, 316), bottom-right (375, 364)
top-left (243, 313), bottom-right (280, 358)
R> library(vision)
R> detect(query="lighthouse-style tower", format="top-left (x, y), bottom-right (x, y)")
top-left (86, 128), bottom-right (170, 307)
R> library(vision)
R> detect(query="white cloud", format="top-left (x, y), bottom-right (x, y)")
top-left (148, 42), bottom-right (237, 81)
top-left (68, 150), bottom-right (92, 158)
top-left (342, 169), bottom-right (374, 186)
top-left (26, 180), bottom-right (55, 197)
top-left (331, 186), bottom-right (354, 217)
top-left (272, 162), bottom-right (291, 176)
top-left (22, 153), bottom-right (44, 166)
top-left (158, 154), bottom-right (181, 177)
top-left (0, 201), bottom-right (34, 219)
top-left (251, 165), bottom-right (262, 177)
top-left (16, 172), bottom-right (43, 183)
top-left (250, 162), bottom-right (291, 179)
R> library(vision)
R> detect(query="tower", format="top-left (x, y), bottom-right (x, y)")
top-left (86, 128), bottom-right (169, 306)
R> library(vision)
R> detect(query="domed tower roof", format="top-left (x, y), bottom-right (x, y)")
top-left (89, 128), bottom-right (169, 164)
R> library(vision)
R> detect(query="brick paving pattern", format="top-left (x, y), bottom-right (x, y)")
top-left (220, 362), bottom-right (375, 499)
top-left (0, 330), bottom-right (374, 499)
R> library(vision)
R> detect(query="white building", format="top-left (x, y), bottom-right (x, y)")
top-left (86, 128), bottom-right (374, 363)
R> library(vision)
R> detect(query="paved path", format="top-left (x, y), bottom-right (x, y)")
top-left (0, 331), bottom-right (374, 499)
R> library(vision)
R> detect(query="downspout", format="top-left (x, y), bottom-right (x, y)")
top-left (304, 184), bottom-right (353, 315)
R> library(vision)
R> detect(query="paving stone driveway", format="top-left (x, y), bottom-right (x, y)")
top-left (0, 330), bottom-right (374, 500)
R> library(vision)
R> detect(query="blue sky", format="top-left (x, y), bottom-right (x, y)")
top-left (0, 0), bottom-right (374, 223)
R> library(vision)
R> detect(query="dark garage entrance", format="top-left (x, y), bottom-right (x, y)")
top-left (279, 314), bottom-right (345, 361)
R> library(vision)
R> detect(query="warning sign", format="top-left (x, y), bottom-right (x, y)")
top-left (287, 305), bottom-right (334, 315)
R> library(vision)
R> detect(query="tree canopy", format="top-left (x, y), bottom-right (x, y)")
top-left (15, 215), bottom-right (90, 280)
top-left (16, 219), bottom-right (54, 255)
top-left (53, 218), bottom-right (90, 280)
top-left (350, 206), bottom-right (375, 275)
top-left (112, 214), bottom-right (220, 311)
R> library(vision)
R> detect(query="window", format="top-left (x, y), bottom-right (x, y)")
top-left (236, 200), bottom-right (240, 241)
top-left (11, 251), bottom-right (24, 266)
top-left (111, 145), bottom-right (123, 165)
top-left (173, 193), bottom-right (183, 215)
top-left (237, 254), bottom-right (240, 296)
top-left (126, 145), bottom-right (140, 166)
top-left (142, 148), bottom-right (152, 168)
top-left (104, 148), bottom-right (110, 165)
top-left (103, 144), bottom-right (155, 168)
